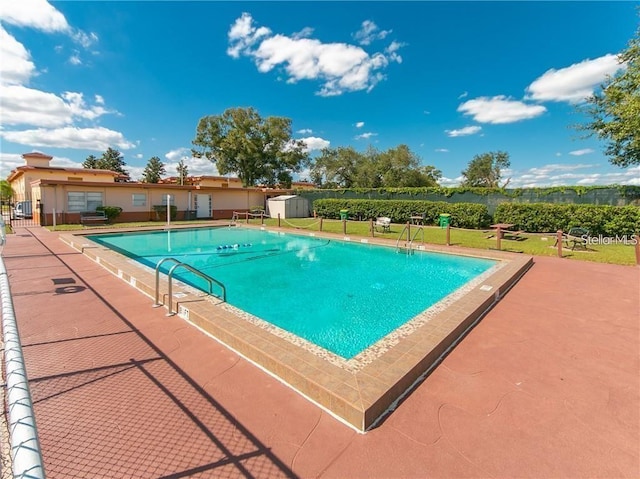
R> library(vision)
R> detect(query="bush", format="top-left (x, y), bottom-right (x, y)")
top-left (493, 203), bottom-right (640, 235)
top-left (152, 205), bottom-right (177, 221)
top-left (96, 205), bottom-right (122, 223)
top-left (312, 199), bottom-right (491, 229)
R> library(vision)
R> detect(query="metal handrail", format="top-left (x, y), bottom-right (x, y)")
top-left (153, 257), bottom-right (182, 307)
top-left (395, 225), bottom-right (424, 255)
top-left (166, 263), bottom-right (226, 316)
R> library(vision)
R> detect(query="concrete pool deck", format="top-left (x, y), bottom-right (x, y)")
top-left (2, 225), bottom-right (639, 478)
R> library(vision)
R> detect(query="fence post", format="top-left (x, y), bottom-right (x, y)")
top-left (634, 234), bottom-right (639, 266)
top-left (261, 212), bottom-right (264, 225)
top-left (370, 218), bottom-right (374, 237)
top-left (342, 217), bottom-right (347, 235)
top-left (496, 226), bottom-right (502, 250)
top-left (278, 213), bottom-right (281, 228)
top-left (557, 230), bottom-right (563, 258)
top-left (245, 212), bottom-right (249, 224)
top-left (446, 223), bottom-right (451, 246)
top-left (406, 222), bottom-right (410, 242)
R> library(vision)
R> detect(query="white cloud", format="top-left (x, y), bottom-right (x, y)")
top-left (445, 125), bottom-right (482, 137)
top-left (355, 132), bottom-right (377, 140)
top-left (0, 0), bottom-right (69, 33)
top-left (165, 147), bottom-right (192, 162)
top-left (353, 20), bottom-right (391, 46)
top-left (163, 154), bottom-right (220, 177)
top-left (458, 96), bottom-right (546, 124)
top-left (94, 94), bottom-right (104, 105)
top-left (569, 148), bottom-right (595, 156)
top-left (299, 136), bottom-right (330, 152)
top-left (0, 0), bottom-right (97, 49)
top-left (458, 91), bottom-right (468, 99)
top-left (435, 148), bottom-right (449, 153)
top-left (134, 153), bottom-right (143, 159)
top-left (0, 126), bottom-right (136, 150)
top-left (68, 52), bottom-right (82, 65)
top-left (526, 54), bottom-right (625, 103)
top-left (502, 163), bottom-right (640, 188)
top-left (296, 128), bottom-right (313, 134)
top-left (0, 86), bottom-right (112, 127)
top-left (0, 152), bottom-right (25, 178)
top-left (0, 25), bottom-right (36, 86)
top-left (227, 13), bottom-right (403, 96)
top-left (355, 121), bottom-right (364, 128)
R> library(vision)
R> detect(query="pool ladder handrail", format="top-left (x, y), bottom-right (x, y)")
top-left (395, 224), bottom-right (424, 255)
top-left (153, 257), bottom-right (226, 316)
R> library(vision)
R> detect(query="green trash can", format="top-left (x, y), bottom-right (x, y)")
top-left (439, 213), bottom-right (451, 228)
top-left (339, 209), bottom-right (349, 220)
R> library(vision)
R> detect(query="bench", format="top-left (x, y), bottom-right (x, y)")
top-left (80, 211), bottom-right (108, 225)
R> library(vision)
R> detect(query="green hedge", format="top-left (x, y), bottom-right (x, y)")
top-left (493, 203), bottom-right (640, 236)
top-left (313, 199), bottom-right (491, 229)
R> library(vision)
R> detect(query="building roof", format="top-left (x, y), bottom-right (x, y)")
top-left (7, 165), bottom-right (120, 183)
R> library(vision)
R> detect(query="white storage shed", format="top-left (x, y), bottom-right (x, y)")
top-left (267, 195), bottom-right (310, 219)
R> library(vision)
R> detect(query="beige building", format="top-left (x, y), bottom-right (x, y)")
top-left (7, 152), bottom-right (298, 225)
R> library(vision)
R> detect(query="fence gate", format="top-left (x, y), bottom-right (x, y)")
top-left (1, 193), bottom-right (39, 228)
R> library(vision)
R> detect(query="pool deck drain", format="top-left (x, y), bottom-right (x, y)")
top-left (60, 224), bottom-right (532, 431)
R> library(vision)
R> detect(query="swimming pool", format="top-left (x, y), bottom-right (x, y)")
top-left (88, 227), bottom-right (497, 359)
top-left (68, 225), bottom-right (532, 431)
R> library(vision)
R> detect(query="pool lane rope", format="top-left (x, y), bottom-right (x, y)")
top-left (0, 256), bottom-right (46, 479)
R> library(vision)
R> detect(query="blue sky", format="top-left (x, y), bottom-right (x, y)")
top-left (1, 1), bottom-right (638, 186)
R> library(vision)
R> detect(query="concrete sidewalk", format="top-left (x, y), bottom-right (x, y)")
top-left (1, 226), bottom-right (639, 478)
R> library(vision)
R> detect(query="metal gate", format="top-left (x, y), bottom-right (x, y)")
top-left (1, 192), bottom-right (39, 229)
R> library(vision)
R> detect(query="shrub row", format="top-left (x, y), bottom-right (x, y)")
top-left (313, 199), bottom-right (491, 229)
top-left (493, 203), bottom-right (640, 236)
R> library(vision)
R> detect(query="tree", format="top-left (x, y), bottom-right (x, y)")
top-left (176, 159), bottom-right (189, 185)
top-left (311, 146), bottom-right (364, 188)
top-left (310, 144), bottom-right (441, 188)
top-left (82, 154), bottom-right (98, 169)
top-left (83, 148), bottom-right (130, 180)
top-left (0, 180), bottom-right (13, 200)
top-left (192, 107), bottom-right (310, 187)
top-left (461, 151), bottom-right (511, 188)
top-left (577, 22), bottom-right (639, 167)
top-left (142, 156), bottom-right (166, 183)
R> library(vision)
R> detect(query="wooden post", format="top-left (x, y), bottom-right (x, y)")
top-left (319, 217), bottom-right (323, 231)
top-left (406, 222), bottom-right (411, 243)
top-left (370, 218), bottom-right (374, 237)
top-left (634, 234), bottom-right (640, 266)
top-left (496, 226), bottom-right (501, 250)
top-left (446, 223), bottom-right (451, 246)
top-left (245, 212), bottom-right (249, 224)
top-left (278, 213), bottom-right (281, 228)
top-left (342, 217), bottom-right (347, 235)
top-left (261, 212), bottom-right (264, 225)
top-left (557, 230), bottom-right (563, 258)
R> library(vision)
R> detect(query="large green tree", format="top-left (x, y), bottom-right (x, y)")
top-left (142, 156), bottom-right (166, 183)
top-left (461, 151), bottom-right (511, 188)
top-left (192, 107), bottom-right (310, 187)
top-left (578, 23), bottom-right (639, 167)
top-left (310, 144), bottom-right (441, 188)
top-left (83, 148), bottom-right (130, 180)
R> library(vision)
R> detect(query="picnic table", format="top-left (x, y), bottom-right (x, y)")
top-left (490, 223), bottom-right (514, 238)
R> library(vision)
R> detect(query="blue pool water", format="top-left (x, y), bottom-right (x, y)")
top-left (89, 228), bottom-right (496, 359)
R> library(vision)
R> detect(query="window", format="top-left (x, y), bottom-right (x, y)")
top-left (161, 195), bottom-right (175, 205)
top-left (68, 192), bottom-right (103, 212)
top-left (132, 194), bottom-right (147, 207)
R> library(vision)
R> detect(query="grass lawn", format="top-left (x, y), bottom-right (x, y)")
top-left (42, 217), bottom-right (638, 266)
